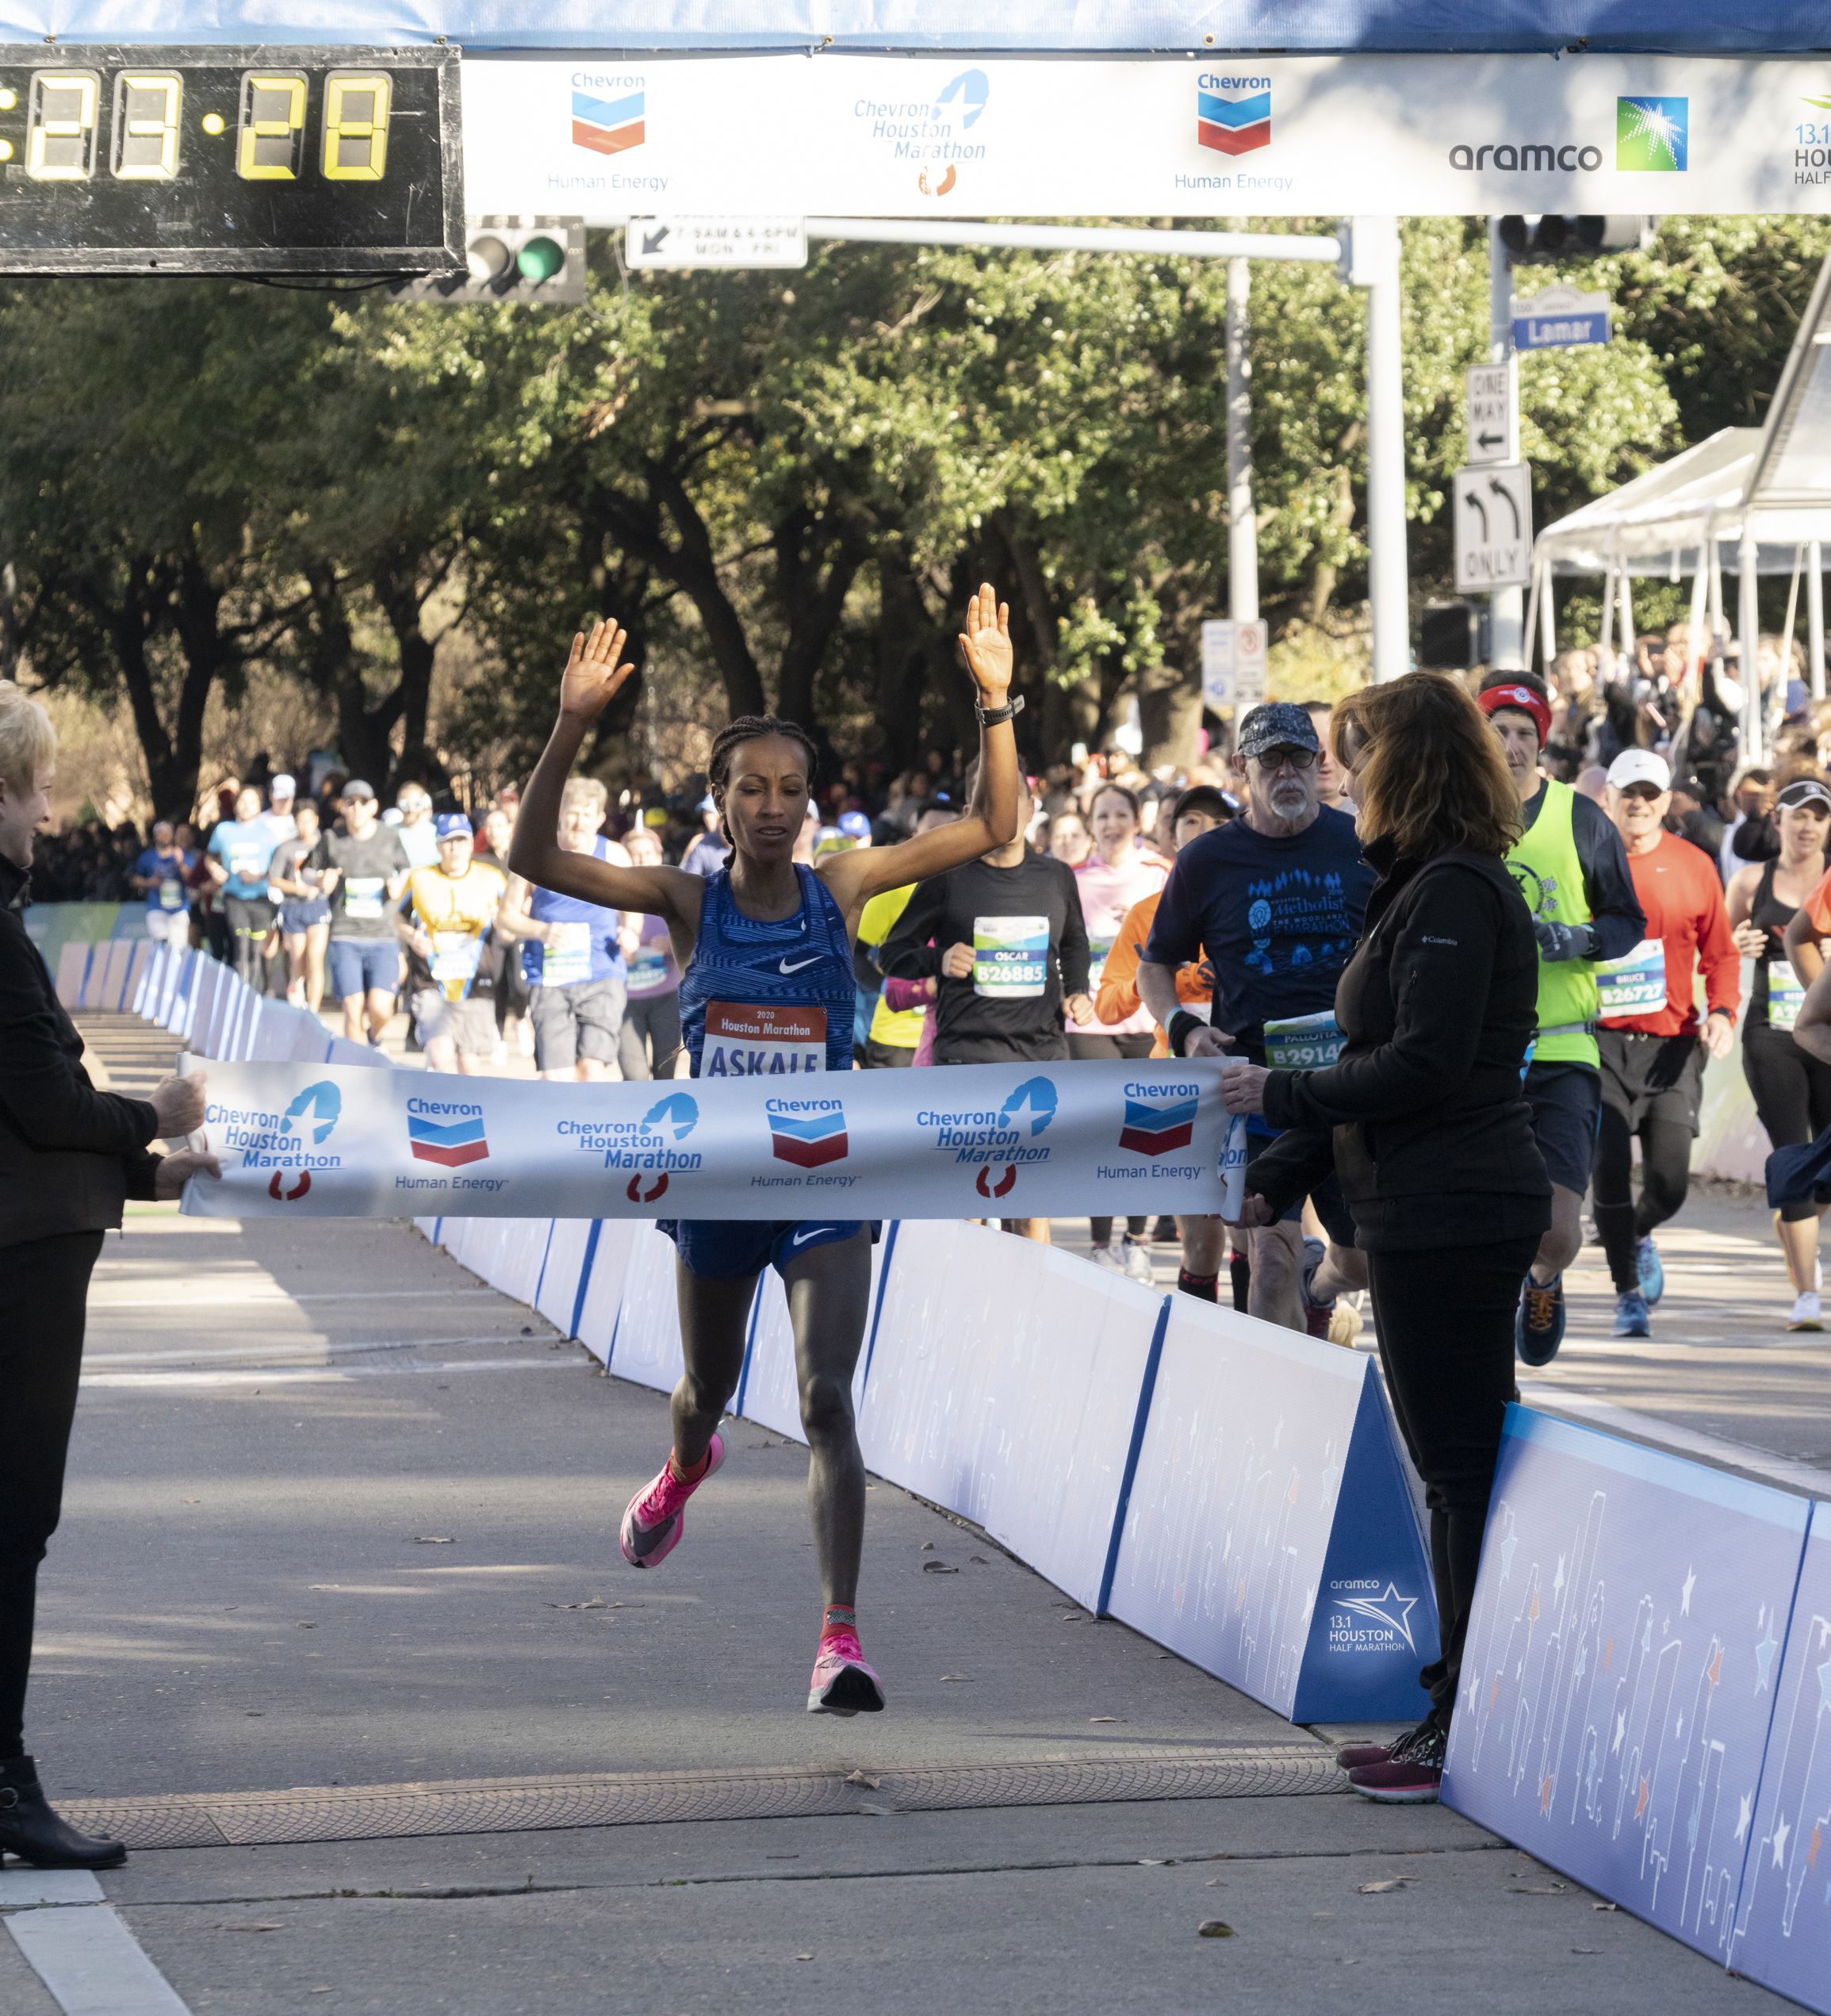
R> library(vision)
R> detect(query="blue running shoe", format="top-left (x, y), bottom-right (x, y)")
top-left (1516, 1272), bottom-right (1566, 1366)
top-left (1613, 1288), bottom-right (1651, 1340)
top-left (1636, 1236), bottom-right (1664, 1307)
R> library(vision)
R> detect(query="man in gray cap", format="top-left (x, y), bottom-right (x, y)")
top-left (1138, 702), bottom-right (1376, 1332)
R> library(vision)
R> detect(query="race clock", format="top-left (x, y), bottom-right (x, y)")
top-left (0, 45), bottom-right (462, 274)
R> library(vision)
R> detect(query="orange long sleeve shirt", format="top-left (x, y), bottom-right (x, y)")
top-left (1096, 888), bottom-right (1212, 1057)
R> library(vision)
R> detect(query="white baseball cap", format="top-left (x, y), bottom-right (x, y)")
top-left (269, 772), bottom-right (296, 798)
top-left (1606, 749), bottom-right (1672, 793)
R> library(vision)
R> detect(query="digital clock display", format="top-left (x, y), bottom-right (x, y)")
top-left (0, 45), bottom-right (461, 274)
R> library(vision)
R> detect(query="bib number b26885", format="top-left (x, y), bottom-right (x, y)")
top-left (973, 915), bottom-right (1048, 998)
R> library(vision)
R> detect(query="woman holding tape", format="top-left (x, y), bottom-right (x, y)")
top-left (1219, 673), bottom-right (1549, 1805)
top-left (510, 588), bottom-right (1022, 1718)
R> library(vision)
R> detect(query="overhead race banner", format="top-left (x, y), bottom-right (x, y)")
top-left (462, 53), bottom-right (1831, 220)
top-left (180, 1057), bottom-right (1248, 1221)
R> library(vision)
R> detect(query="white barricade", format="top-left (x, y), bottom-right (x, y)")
top-left (574, 1217), bottom-right (645, 1366)
top-left (855, 1221), bottom-right (1162, 1612)
top-left (54, 941), bottom-right (89, 1009)
top-left (534, 1220), bottom-right (599, 1340)
top-left (598, 1224), bottom-right (685, 1393)
top-left (117, 941), bottom-right (149, 1012)
top-left (87, 939), bottom-right (128, 1011)
top-left (458, 1219), bottom-right (553, 1309)
top-left (130, 943), bottom-right (161, 1018)
top-left (1103, 1294), bottom-right (1438, 1723)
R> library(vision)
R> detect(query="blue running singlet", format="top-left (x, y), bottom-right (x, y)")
top-left (677, 864), bottom-right (856, 1079)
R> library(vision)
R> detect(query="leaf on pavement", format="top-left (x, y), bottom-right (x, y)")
top-left (1197, 1920), bottom-right (1235, 1939)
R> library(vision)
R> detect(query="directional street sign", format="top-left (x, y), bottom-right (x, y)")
top-left (1454, 462), bottom-right (1534, 595)
top-left (1201, 619), bottom-right (1268, 711)
top-left (1511, 285), bottom-right (1612, 352)
top-left (1464, 362), bottom-right (1516, 468)
top-left (624, 216), bottom-right (808, 270)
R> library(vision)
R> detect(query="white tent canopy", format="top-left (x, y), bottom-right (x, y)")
top-left (1534, 428), bottom-right (1831, 580)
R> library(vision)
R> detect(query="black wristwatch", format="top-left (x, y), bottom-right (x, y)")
top-left (975, 696), bottom-right (1025, 727)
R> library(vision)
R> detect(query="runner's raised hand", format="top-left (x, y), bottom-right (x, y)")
top-left (958, 583), bottom-right (1013, 705)
top-left (559, 619), bottom-right (637, 722)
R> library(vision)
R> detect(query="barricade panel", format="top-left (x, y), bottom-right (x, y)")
top-left (1724, 1500), bottom-right (1831, 2012)
top-left (534, 1220), bottom-right (597, 1339)
top-left (854, 1221), bottom-right (1163, 1612)
top-left (575, 1217), bottom-right (643, 1366)
top-left (1103, 1297), bottom-right (1435, 1721)
top-left (54, 941), bottom-right (90, 1010)
top-left (603, 1224), bottom-right (684, 1393)
top-left (737, 1235), bottom-right (883, 1446)
top-left (1444, 1405), bottom-right (1809, 1968)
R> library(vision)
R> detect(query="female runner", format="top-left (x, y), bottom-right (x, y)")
top-left (510, 587), bottom-right (1021, 1715)
top-left (1727, 777), bottom-right (1831, 1328)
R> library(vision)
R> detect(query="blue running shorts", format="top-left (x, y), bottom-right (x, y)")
top-left (658, 1219), bottom-right (876, 1281)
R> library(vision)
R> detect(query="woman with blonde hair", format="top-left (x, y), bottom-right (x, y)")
top-left (0, 684), bottom-right (216, 1866)
top-left (1220, 671), bottom-right (1549, 1804)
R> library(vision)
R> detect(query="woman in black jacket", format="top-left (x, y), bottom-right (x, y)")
top-left (0, 683), bottom-right (217, 1866)
top-left (1221, 672), bottom-right (1550, 1804)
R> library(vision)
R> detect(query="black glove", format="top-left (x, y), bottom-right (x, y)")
top-left (1534, 919), bottom-right (1595, 963)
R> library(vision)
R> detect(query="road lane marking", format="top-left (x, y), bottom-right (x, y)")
top-left (80, 1358), bottom-right (580, 1389)
top-left (2, 1871), bottom-right (192, 2016)
top-left (82, 1336), bottom-right (555, 1368)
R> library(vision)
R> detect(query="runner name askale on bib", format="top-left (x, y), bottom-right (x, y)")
top-left (1595, 938), bottom-right (1668, 1016)
top-left (702, 1002), bottom-right (829, 1075)
top-left (973, 915), bottom-right (1048, 998)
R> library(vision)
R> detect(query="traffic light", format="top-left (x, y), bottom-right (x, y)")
top-left (390, 216), bottom-right (586, 303)
top-left (1496, 215), bottom-right (1655, 265)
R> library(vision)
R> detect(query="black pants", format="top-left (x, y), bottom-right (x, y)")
top-left (1366, 1232), bottom-right (1540, 1729)
top-left (0, 1229), bottom-right (104, 1757)
top-left (1071, 1029), bottom-right (1155, 1245)
top-left (224, 894), bottom-right (274, 990)
top-left (1744, 1021), bottom-right (1831, 1223)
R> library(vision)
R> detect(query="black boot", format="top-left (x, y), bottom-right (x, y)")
top-left (0, 1755), bottom-right (125, 1869)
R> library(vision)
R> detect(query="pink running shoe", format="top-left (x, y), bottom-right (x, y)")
top-left (806, 1627), bottom-right (886, 1717)
top-left (619, 1432), bottom-right (726, 1570)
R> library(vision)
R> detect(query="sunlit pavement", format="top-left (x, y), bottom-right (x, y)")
top-left (2, 1021), bottom-right (1806, 2014)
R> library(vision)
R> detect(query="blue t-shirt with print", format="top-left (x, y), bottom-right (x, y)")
top-left (521, 837), bottom-right (626, 989)
top-left (208, 819), bottom-right (278, 901)
top-left (1143, 803), bottom-right (1375, 1067)
top-left (135, 846), bottom-right (196, 912)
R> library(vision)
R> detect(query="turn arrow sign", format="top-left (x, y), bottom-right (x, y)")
top-left (642, 224), bottom-right (671, 255)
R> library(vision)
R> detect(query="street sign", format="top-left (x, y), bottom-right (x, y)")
top-left (623, 215), bottom-right (807, 270)
top-left (1453, 462), bottom-right (1534, 594)
top-left (1511, 285), bottom-right (1612, 351)
top-left (1464, 362), bottom-right (1515, 467)
top-left (1201, 619), bottom-right (1267, 711)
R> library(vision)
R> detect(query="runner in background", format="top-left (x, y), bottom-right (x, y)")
top-left (616, 825), bottom-right (684, 1081)
top-left (883, 768), bottom-right (1093, 1247)
top-left (855, 803), bottom-right (959, 1069)
top-left (1728, 778), bottom-right (1831, 1328)
top-left (474, 806), bottom-right (532, 1064)
top-left (1300, 701), bottom-right (1349, 809)
top-left (205, 785), bottom-right (281, 990)
top-left (397, 814), bottom-right (507, 1077)
top-left (1047, 808), bottom-right (1091, 868)
top-left (1592, 749), bottom-right (1741, 1339)
top-left (1097, 783), bottom-right (1230, 1300)
top-left (1138, 703), bottom-right (1373, 1334)
top-left (1477, 674), bottom-right (1645, 1366)
top-left (680, 794), bottom-right (731, 879)
top-left (510, 587), bottom-right (1023, 1718)
top-left (312, 780), bottom-right (412, 1048)
top-left (130, 820), bottom-right (195, 945)
top-left (393, 782), bottom-right (440, 870)
top-left (495, 777), bottom-right (627, 1083)
top-left (254, 774), bottom-right (298, 998)
top-left (268, 801), bottom-right (331, 1013)
top-left (1074, 783), bottom-right (1169, 1281)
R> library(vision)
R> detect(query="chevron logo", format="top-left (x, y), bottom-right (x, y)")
top-left (767, 1102), bottom-right (848, 1169)
top-left (408, 1110), bottom-right (489, 1169)
top-left (573, 85), bottom-right (645, 157)
top-left (1198, 82), bottom-right (1271, 157)
top-left (1118, 1090), bottom-right (1198, 1157)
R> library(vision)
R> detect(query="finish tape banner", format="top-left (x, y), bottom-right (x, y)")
top-left (178, 1057), bottom-right (1248, 1221)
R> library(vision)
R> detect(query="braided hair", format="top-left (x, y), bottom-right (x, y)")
top-left (707, 715), bottom-right (820, 846)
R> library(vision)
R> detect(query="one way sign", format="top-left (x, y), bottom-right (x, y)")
top-left (1454, 462), bottom-right (1534, 593)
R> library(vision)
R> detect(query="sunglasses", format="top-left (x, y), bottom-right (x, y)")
top-left (1250, 746), bottom-right (1318, 772)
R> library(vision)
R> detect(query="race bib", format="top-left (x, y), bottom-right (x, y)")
top-left (431, 931), bottom-right (483, 1001)
top-left (343, 876), bottom-right (385, 921)
top-left (228, 842), bottom-right (267, 881)
top-left (1263, 1010), bottom-right (1344, 1069)
top-left (158, 878), bottom-right (184, 910)
top-left (541, 920), bottom-right (594, 987)
top-left (1769, 961), bottom-right (1806, 1033)
top-left (1086, 930), bottom-right (1117, 989)
top-left (627, 933), bottom-right (673, 998)
top-left (702, 1002), bottom-right (827, 1076)
top-left (973, 914), bottom-right (1048, 998)
top-left (1596, 938), bottom-right (1668, 1017)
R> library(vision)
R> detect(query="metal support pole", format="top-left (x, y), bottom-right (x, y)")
top-left (1739, 531), bottom-right (1763, 765)
top-left (1810, 540), bottom-right (1825, 701)
top-left (1487, 219), bottom-right (1525, 670)
top-left (1225, 258), bottom-right (1259, 625)
top-left (1618, 568), bottom-right (1636, 668)
top-left (1358, 216), bottom-right (1409, 682)
top-left (1540, 565), bottom-right (1557, 668)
